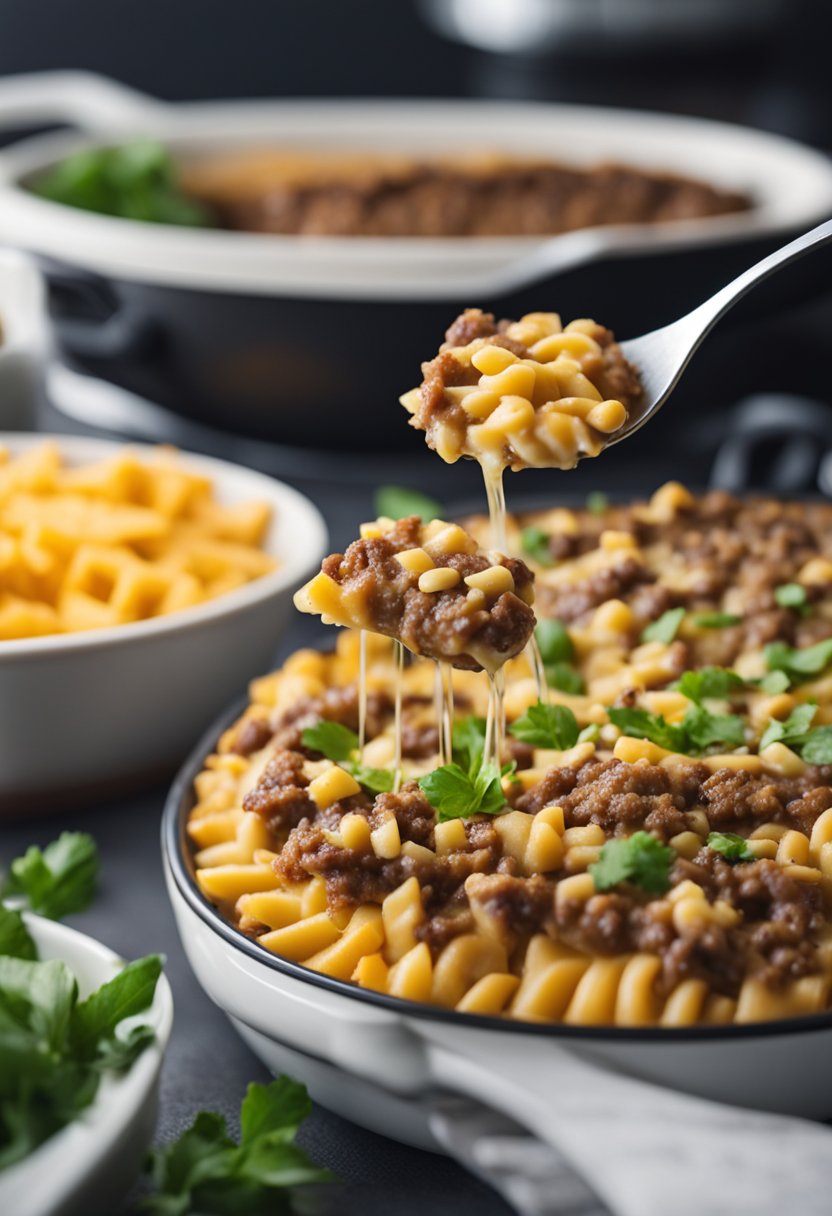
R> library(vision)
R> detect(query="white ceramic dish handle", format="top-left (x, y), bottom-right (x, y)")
top-left (412, 1024), bottom-right (832, 1216)
top-left (0, 70), bottom-right (170, 138)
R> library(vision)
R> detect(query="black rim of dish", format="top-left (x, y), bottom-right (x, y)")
top-left (163, 692), bottom-right (832, 1043)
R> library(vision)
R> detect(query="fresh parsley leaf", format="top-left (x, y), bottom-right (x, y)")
top-left (301, 721), bottom-right (358, 762)
top-left (765, 637), bottom-right (832, 682)
top-left (693, 612), bottom-right (742, 628)
top-left (586, 491), bottom-right (609, 516)
top-left (2, 832), bottom-right (99, 921)
top-left (0, 906), bottom-right (37, 960)
top-left (143, 1077), bottom-right (332, 1216)
top-left (758, 703), bottom-right (818, 752)
top-left (577, 723), bottom-right (601, 744)
top-left (801, 726), bottom-right (832, 765)
top-left (33, 140), bottom-right (212, 227)
top-left (509, 702), bottom-right (580, 750)
top-left (546, 663), bottom-right (586, 695)
top-left (373, 485), bottom-right (443, 523)
top-left (0, 952), bottom-right (160, 1169)
top-left (775, 583), bottom-right (810, 613)
top-left (302, 720), bottom-right (393, 793)
top-left (607, 704), bottom-right (745, 755)
top-left (672, 667), bottom-right (745, 704)
top-left (418, 762), bottom-right (506, 822)
top-left (758, 670), bottom-right (792, 695)
top-left (606, 706), bottom-right (686, 752)
top-left (70, 954), bottom-right (162, 1061)
top-left (535, 619), bottom-right (573, 665)
top-left (641, 607), bottom-right (685, 645)
top-left (521, 526), bottom-right (554, 567)
top-left (451, 716), bottom-right (487, 775)
top-left (707, 832), bottom-right (755, 863)
top-left (682, 705), bottom-right (746, 751)
top-left (589, 832), bottom-right (674, 894)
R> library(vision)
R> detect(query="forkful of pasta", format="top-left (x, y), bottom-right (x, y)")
top-left (402, 216), bottom-right (832, 486)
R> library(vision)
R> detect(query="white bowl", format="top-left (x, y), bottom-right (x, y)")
top-left (163, 710), bottom-right (832, 1139)
top-left (0, 433), bottom-right (327, 810)
top-left (0, 248), bottom-right (47, 430)
top-left (0, 915), bottom-right (174, 1216)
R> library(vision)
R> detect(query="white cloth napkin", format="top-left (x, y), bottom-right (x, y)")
top-left (426, 1044), bottom-right (832, 1216)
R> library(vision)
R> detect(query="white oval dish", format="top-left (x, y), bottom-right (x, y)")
top-left (0, 915), bottom-right (173, 1216)
top-left (163, 707), bottom-right (832, 1134)
top-left (0, 74), bottom-right (830, 299)
top-left (0, 434), bottom-right (327, 809)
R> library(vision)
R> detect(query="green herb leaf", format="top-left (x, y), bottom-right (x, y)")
top-left (545, 663), bottom-right (586, 695)
top-left (586, 491), bottom-right (609, 516)
top-left (758, 670), bottom-right (792, 694)
top-left (693, 612), bottom-right (742, 629)
top-left (0, 906), bottom-right (37, 960)
top-left (707, 832), bottom-right (755, 863)
top-left (33, 140), bottom-right (212, 227)
top-left (2, 832), bottom-right (99, 921)
top-left (509, 702), bottom-right (580, 750)
top-left (775, 583), bottom-right (810, 613)
top-left (681, 705), bottom-right (746, 752)
top-left (418, 762), bottom-right (506, 822)
top-left (801, 726), bottom-right (832, 766)
top-left (672, 667), bottom-right (746, 704)
top-left (142, 1078), bottom-right (332, 1215)
top-left (373, 485), bottom-right (443, 523)
top-left (758, 702), bottom-right (818, 752)
top-left (641, 607), bottom-right (685, 645)
top-left (451, 716), bottom-right (487, 775)
top-left (577, 723), bottom-right (601, 744)
top-left (346, 764), bottom-right (394, 794)
top-left (765, 637), bottom-right (832, 682)
top-left (301, 721), bottom-right (358, 762)
top-left (70, 955), bottom-right (162, 1061)
top-left (606, 707), bottom-right (686, 752)
top-left (520, 526), bottom-right (554, 567)
top-left (535, 619), bottom-right (573, 665)
top-left (589, 832), bottom-right (674, 894)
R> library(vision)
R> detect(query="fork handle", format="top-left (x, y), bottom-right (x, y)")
top-left (680, 215), bottom-right (832, 337)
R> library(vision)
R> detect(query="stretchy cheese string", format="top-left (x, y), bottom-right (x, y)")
top-left (358, 628), bottom-right (368, 759)
top-left (392, 639), bottom-right (405, 793)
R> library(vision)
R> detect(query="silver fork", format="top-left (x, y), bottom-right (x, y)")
top-left (612, 216), bottom-right (832, 447)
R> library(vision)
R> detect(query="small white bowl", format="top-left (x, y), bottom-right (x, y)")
top-left (0, 433), bottom-right (327, 810)
top-left (0, 249), bottom-right (47, 430)
top-left (0, 915), bottom-right (174, 1216)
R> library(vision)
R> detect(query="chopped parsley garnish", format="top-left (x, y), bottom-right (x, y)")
top-left (546, 662), bottom-right (586, 695)
top-left (0, 923), bottom-right (162, 1169)
top-left (1, 831), bottom-right (98, 921)
top-left (607, 704), bottom-right (746, 756)
top-left (586, 491), bottom-right (609, 516)
top-left (757, 702), bottom-right (832, 764)
top-left (142, 1077), bottom-right (332, 1215)
top-left (418, 762), bottom-right (506, 822)
top-left (764, 638), bottom-right (832, 684)
top-left (589, 832), bottom-right (674, 894)
top-left (301, 721), bottom-right (394, 793)
top-left (373, 485), bottom-right (443, 523)
top-left (577, 723), bottom-right (601, 744)
top-left (521, 525), bottom-right (554, 567)
top-left (757, 670), bottom-right (792, 695)
top-left (693, 612), bottom-right (742, 629)
top-left (672, 667), bottom-right (746, 704)
top-left (33, 140), bottom-right (212, 227)
top-left (641, 607), bottom-right (685, 645)
top-left (451, 715), bottom-right (487, 773)
top-left (535, 619), bottom-right (573, 664)
top-left (509, 701), bottom-right (580, 750)
top-left (774, 582), bottom-right (810, 614)
top-left (707, 832), bottom-right (755, 863)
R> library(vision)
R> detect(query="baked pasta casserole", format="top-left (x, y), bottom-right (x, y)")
top-left (189, 485), bottom-right (832, 1028)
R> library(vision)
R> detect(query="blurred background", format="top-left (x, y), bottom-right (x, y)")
top-left (1, 0), bottom-right (832, 520)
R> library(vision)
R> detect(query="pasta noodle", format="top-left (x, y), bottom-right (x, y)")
top-left (0, 442), bottom-right (276, 639)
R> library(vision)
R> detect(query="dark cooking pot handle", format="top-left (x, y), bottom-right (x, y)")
top-left (0, 70), bottom-right (169, 139)
top-left (708, 393), bottom-right (832, 494)
top-left (45, 266), bottom-right (158, 360)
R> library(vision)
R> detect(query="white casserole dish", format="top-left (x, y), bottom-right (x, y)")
top-left (0, 434), bottom-right (327, 810)
top-left (0, 914), bottom-right (174, 1216)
